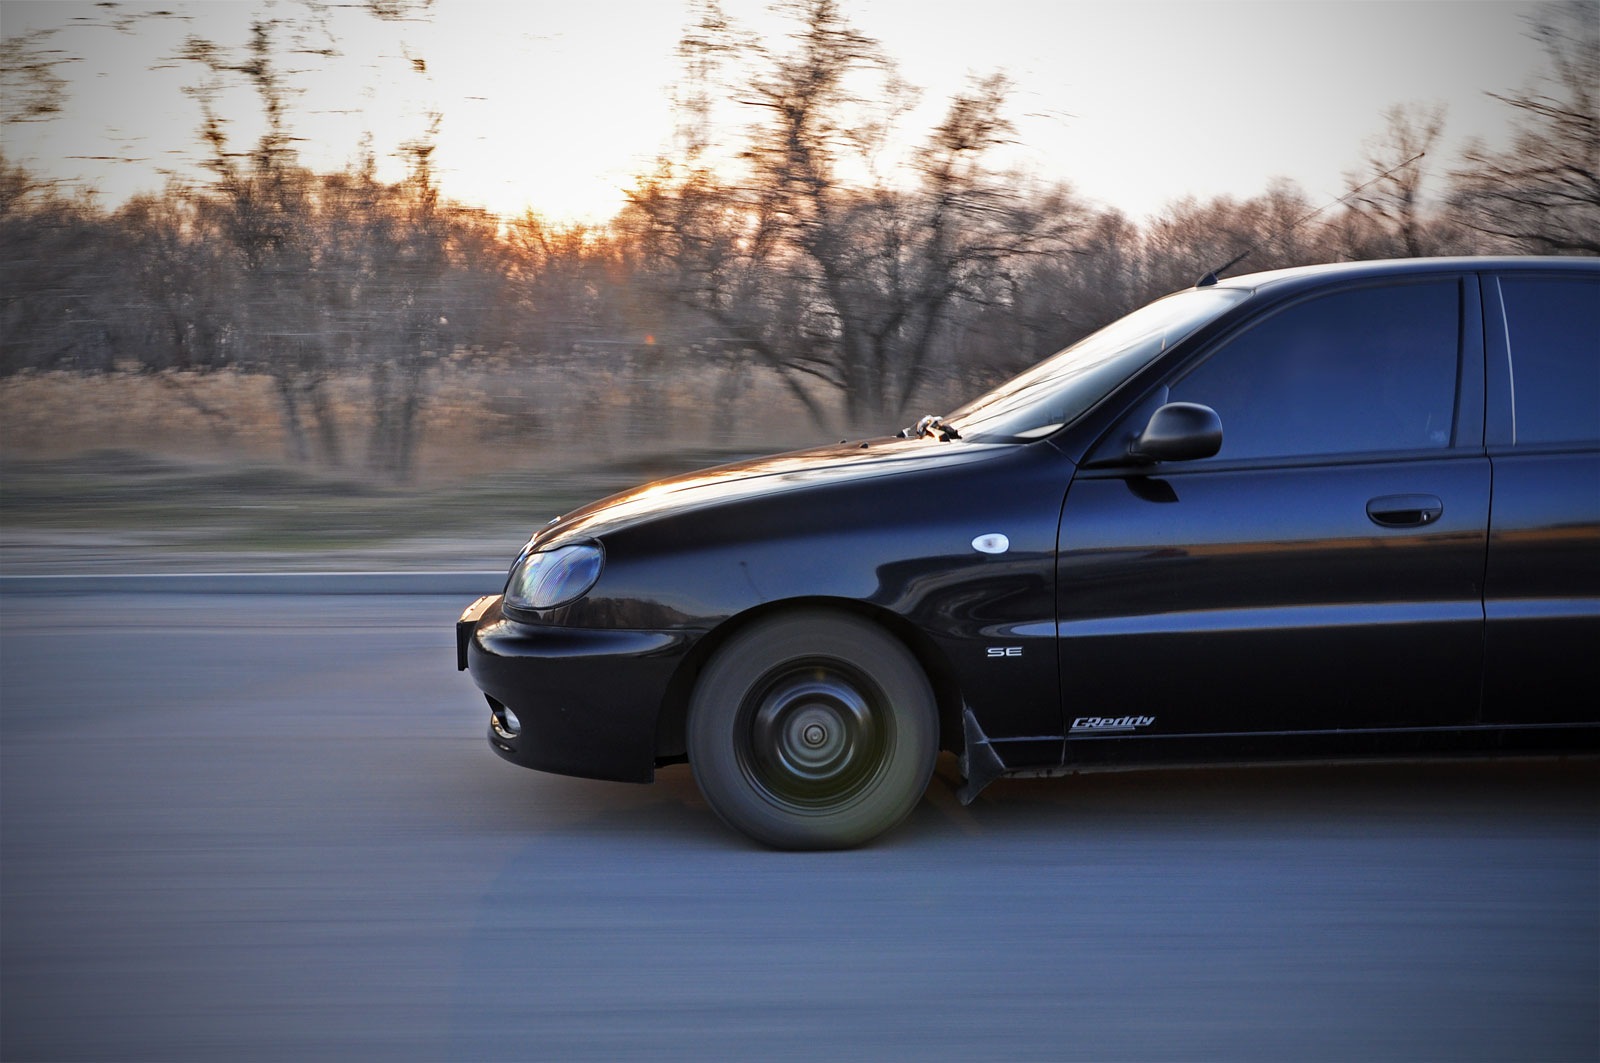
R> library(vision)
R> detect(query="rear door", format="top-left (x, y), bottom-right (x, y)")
top-left (1057, 275), bottom-right (1490, 743)
top-left (1481, 270), bottom-right (1600, 724)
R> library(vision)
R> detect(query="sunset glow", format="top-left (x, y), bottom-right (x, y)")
top-left (0, 1), bottom-right (1554, 223)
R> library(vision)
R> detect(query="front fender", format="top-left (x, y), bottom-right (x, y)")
top-left (563, 443), bottom-right (1071, 753)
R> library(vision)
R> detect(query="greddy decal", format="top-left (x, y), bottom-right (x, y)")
top-left (1070, 715), bottom-right (1156, 734)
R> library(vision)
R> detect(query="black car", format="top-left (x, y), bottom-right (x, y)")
top-left (458, 256), bottom-right (1600, 849)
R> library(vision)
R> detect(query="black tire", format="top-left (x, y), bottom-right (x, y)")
top-left (686, 610), bottom-right (938, 849)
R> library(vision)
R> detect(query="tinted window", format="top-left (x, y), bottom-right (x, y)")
top-left (1498, 276), bottom-right (1600, 445)
top-left (1170, 281), bottom-right (1460, 461)
top-left (945, 287), bottom-right (1250, 442)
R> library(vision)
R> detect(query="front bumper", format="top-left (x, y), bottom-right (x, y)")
top-left (457, 595), bottom-right (699, 783)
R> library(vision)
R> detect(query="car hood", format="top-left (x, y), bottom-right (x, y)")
top-left (531, 436), bottom-right (1008, 547)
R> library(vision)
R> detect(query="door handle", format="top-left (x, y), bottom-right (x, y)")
top-left (1366, 493), bottom-right (1443, 527)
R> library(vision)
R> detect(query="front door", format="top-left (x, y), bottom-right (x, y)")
top-left (1056, 277), bottom-right (1490, 743)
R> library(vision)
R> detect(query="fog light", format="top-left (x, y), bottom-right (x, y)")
top-left (489, 700), bottom-right (521, 740)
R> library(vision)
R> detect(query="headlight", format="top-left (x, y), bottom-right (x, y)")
top-left (504, 542), bottom-right (604, 611)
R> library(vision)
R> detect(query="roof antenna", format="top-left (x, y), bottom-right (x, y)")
top-left (1194, 150), bottom-right (1427, 287)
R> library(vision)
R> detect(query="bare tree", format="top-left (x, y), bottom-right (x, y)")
top-left (1138, 181), bottom-right (1326, 295)
top-left (364, 125), bottom-right (449, 480)
top-left (180, 19), bottom-right (345, 465)
top-left (1451, 1), bottom-right (1600, 254)
top-left (0, 159), bottom-right (123, 374)
top-left (175, 6), bottom-right (449, 477)
top-left (625, 0), bottom-right (1078, 433)
top-left (1343, 102), bottom-right (1450, 257)
top-left (114, 191), bottom-right (235, 372)
top-left (954, 206), bottom-right (1142, 387)
top-left (0, 28), bottom-right (71, 123)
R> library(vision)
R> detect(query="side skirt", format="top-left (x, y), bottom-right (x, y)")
top-left (954, 719), bottom-right (1600, 801)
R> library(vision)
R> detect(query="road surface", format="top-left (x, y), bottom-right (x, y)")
top-left (3, 592), bottom-right (1596, 1061)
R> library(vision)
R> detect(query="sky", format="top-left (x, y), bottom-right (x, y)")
top-left (0, 0), bottom-right (1563, 225)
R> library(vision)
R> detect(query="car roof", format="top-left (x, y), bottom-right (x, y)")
top-left (1213, 256), bottom-right (1599, 295)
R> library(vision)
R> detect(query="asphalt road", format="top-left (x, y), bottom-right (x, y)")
top-left (3, 593), bottom-right (1596, 1062)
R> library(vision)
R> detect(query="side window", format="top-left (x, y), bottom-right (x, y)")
top-left (1498, 276), bottom-right (1600, 446)
top-left (1169, 281), bottom-right (1460, 461)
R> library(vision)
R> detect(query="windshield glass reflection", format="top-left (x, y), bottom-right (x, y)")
top-left (946, 287), bottom-right (1250, 442)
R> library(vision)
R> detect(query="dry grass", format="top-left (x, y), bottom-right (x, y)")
top-left (0, 358), bottom-right (972, 566)
top-left (0, 358), bottom-right (842, 480)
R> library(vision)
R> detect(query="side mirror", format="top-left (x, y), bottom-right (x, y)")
top-left (1129, 402), bottom-right (1222, 463)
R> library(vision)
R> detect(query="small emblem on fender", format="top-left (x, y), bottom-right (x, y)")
top-left (972, 533), bottom-right (1010, 554)
top-left (986, 646), bottom-right (1023, 658)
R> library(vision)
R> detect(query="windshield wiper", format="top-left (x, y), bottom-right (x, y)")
top-left (897, 414), bottom-right (962, 441)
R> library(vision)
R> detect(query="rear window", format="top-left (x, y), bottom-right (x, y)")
top-left (1497, 275), bottom-right (1600, 446)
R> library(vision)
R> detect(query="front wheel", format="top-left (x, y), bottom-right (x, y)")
top-left (687, 611), bottom-right (938, 849)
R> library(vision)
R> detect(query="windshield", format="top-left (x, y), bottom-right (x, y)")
top-left (945, 287), bottom-right (1251, 442)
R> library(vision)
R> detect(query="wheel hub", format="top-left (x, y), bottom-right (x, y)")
top-left (780, 702), bottom-right (848, 771)
top-left (743, 670), bottom-right (887, 809)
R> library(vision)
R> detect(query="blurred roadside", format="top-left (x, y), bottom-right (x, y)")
top-left (0, 529), bottom-right (515, 576)
top-left (0, 353), bottom-right (878, 579)
top-left (0, 352), bottom-right (863, 578)
top-left (0, 444), bottom-right (778, 576)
